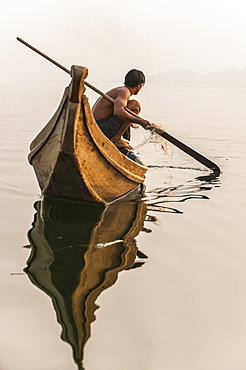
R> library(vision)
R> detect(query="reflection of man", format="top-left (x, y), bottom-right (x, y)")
top-left (92, 69), bottom-right (151, 150)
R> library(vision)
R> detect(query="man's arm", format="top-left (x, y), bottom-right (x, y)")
top-left (114, 89), bottom-right (151, 129)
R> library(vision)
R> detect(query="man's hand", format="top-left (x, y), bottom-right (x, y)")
top-left (131, 123), bottom-right (139, 129)
top-left (141, 120), bottom-right (152, 130)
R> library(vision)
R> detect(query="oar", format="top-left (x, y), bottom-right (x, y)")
top-left (17, 37), bottom-right (220, 174)
top-left (154, 127), bottom-right (220, 173)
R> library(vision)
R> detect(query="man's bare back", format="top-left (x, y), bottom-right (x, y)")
top-left (92, 69), bottom-right (151, 149)
top-left (92, 86), bottom-right (130, 121)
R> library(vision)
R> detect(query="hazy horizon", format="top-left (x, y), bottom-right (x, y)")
top-left (1, 0), bottom-right (246, 85)
top-left (5, 66), bottom-right (246, 87)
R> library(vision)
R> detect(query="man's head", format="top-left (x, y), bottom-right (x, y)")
top-left (124, 69), bottom-right (145, 88)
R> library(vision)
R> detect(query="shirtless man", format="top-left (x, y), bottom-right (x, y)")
top-left (92, 69), bottom-right (151, 149)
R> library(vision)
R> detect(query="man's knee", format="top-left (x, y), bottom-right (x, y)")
top-left (127, 99), bottom-right (141, 114)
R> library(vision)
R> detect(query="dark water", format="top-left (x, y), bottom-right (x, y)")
top-left (0, 82), bottom-right (245, 370)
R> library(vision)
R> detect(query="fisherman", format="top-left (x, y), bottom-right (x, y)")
top-left (92, 69), bottom-right (151, 151)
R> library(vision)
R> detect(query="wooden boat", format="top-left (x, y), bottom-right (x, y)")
top-left (28, 65), bottom-right (148, 204)
top-left (25, 196), bottom-right (147, 369)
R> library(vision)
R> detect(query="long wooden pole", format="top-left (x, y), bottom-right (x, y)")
top-left (17, 37), bottom-right (220, 174)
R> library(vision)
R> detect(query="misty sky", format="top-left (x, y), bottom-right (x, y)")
top-left (2, 0), bottom-right (246, 83)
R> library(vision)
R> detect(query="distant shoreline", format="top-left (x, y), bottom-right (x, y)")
top-left (147, 68), bottom-right (246, 87)
top-left (3, 68), bottom-right (246, 87)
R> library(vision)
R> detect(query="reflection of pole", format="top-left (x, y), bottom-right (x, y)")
top-left (94, 239), bottom-right (123, 248)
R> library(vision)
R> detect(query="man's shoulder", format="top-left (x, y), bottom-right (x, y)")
top-left (108, 85), bottom-right (128, 92)
top-left (108, 86), bottom-right (130, 99)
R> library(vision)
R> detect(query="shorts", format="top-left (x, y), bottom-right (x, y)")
top-left (96, 115), bottom-right (124, 139)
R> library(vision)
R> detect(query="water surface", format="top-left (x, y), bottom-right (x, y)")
top-left (0, 81), bottom-right (245, 370)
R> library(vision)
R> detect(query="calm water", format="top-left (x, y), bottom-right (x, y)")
top-left (0, 81), bottom-right (246, 370)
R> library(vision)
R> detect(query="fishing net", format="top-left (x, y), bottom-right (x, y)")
top-left (133, 123), bottom-right (172, 158)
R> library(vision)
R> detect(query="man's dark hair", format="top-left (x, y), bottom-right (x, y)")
top-left (124, 69), bottom-right (145, 87)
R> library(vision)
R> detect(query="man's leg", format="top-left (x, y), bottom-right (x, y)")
top-left (111, 100), bottom-right (141, 149)
top-left (110, 121), bottom-right (133, 149)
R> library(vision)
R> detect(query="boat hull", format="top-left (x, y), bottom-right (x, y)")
top-left (28, 66), bottom-right (148, 204)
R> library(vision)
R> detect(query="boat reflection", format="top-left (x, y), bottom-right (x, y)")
top-left (24, 172), bottom-right (220, 369)
top-left (24, 196), bottom-right (148, 370)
